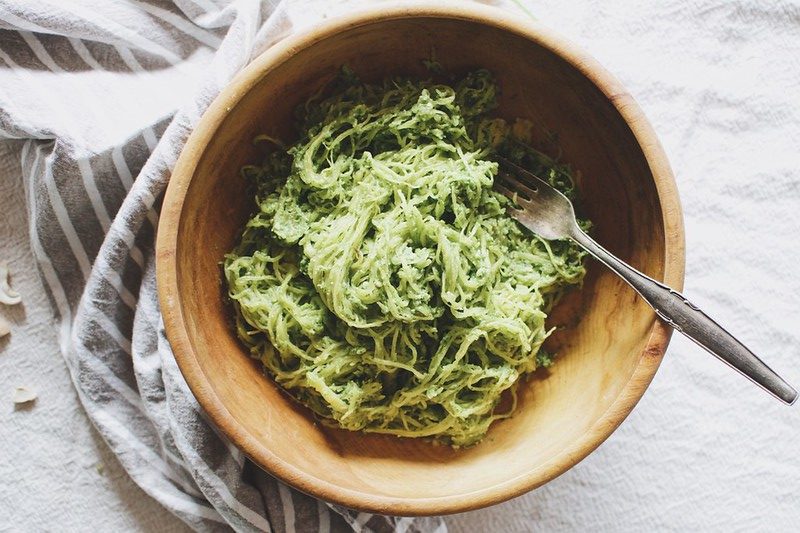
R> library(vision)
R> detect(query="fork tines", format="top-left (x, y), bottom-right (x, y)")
top-left (495, 170), bottom-right (538, 204)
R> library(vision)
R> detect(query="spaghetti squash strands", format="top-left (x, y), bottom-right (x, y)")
top-left (224, 70), bottom-right (588, 446)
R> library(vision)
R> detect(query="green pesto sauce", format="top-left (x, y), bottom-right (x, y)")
top-left (224, 70), bottom-right (588, 447)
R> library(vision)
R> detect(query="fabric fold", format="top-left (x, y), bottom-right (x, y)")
top-left (0, 1), bottom-right (448, 531)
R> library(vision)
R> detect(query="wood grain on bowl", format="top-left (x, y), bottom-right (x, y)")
top-left (156, 3), bottom-right (684, 516)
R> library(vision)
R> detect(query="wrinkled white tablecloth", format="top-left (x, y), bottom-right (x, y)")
top-left (2, 0), bottom-right (799, 531)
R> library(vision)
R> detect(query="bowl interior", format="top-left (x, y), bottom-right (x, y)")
top-left (164, 11), bottom-right (676, 514)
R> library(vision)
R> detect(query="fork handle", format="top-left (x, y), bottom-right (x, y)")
top-left (570, 228), bottom-right (797, 405)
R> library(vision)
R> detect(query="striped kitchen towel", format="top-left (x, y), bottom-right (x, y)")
top-left (0, 0), bottom-right (446, 531)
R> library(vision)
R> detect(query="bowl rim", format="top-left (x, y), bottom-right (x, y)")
top-left (156, 2), bottom-right (686, 516)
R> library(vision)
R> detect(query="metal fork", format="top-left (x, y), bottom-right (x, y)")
top-left (495, 156), bottom-right (797, 405)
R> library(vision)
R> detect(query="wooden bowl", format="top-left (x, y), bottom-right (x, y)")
top-left (157, 4), bottom-right (684, 515)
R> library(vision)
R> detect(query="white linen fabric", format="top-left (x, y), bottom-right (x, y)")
top-left (0, 1), bottom-right (447, 531)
